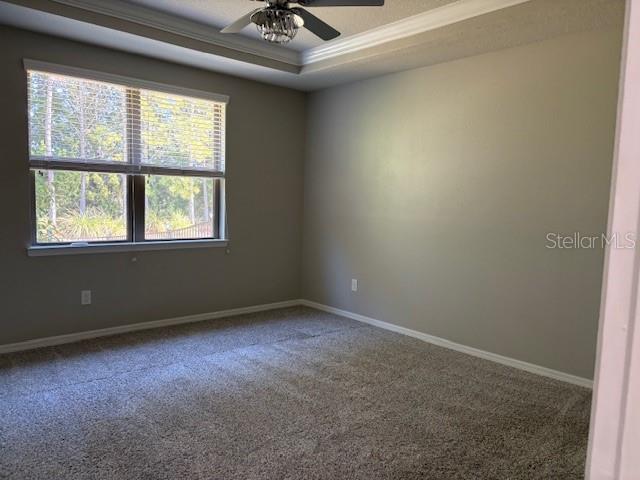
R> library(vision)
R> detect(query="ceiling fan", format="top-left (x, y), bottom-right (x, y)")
top-left (221, 0), bottom-right (385, 45)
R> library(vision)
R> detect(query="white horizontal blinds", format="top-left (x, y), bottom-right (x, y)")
top-left (27, 69), bottom-right (226, 176)
top-left (138, 89), bottom-right (225, 173)
top-left (28, 70), bottom-right (127, 166)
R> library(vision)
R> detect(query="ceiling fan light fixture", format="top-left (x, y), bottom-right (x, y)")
top-left (251, 8), bottom-right (304, 44)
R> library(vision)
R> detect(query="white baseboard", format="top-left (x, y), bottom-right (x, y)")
top-left (0, 299), bottom-right (302, 354)
top-left (0, 298), bottom-right (594, 389)
top-left (299, 300), bottom-right (593, 389)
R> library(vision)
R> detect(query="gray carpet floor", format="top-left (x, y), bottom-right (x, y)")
top-left (0, 307), bottom-right (591, 479)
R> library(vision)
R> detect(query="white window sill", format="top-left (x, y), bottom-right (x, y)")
top-left (27, 239), bottom-right (229, 257)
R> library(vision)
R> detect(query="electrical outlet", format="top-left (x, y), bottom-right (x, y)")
top-left (81, 290), bottom-right (92, 305)
top-left (351, 279), bottom-right (358, 292)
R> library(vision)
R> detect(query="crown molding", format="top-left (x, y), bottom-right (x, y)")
top-left (10, 0), bottom-right (537, 72)
top-left (1, 0), bottom-right (622, 91)
top-left (50, 0), bottom-right (301, 66)
top-left (50, 0), bottom-right (533, 69)
top-left (301, 0), bottom-right (533, 65)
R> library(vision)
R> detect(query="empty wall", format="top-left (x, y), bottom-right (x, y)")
top-left (301, 28), bottom-right (623, 379)
top-left (0, 23), bottom-right (624, 381)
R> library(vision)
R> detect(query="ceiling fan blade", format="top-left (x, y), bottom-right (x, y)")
top-left (220, 9), bottom-right (261, 34)
top-left (298, 0), bottom-right (384, 6)
top-left (295, 8), bottom-right (340, 41)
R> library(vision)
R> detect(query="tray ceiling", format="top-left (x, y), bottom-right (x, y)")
top-left (0, 0), bottom-right (625, 91)
top-left (125, 0), bottom-right (457, 51)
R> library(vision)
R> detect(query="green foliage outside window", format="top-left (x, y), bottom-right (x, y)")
top-left (30, 72), bottom-right (218, 243)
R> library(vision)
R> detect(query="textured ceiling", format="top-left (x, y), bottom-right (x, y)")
top-left (301, 0), bottom-right (625, 89)
top-left (124, 0), bottom-right (458, 51)
top-left (0, 0), bottom-right (625, 90)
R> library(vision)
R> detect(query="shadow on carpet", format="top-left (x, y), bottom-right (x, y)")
top-left (0, 307), bottom-right (591, 479)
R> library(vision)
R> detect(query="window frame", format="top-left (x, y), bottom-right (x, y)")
top-left (24, 60), bottom-right (229, 254)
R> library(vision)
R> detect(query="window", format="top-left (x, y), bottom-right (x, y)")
top-left (26, 61), bottom-right (228, 250)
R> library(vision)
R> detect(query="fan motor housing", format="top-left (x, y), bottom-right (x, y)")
top-left (251, 6), bottom-right (305, 44)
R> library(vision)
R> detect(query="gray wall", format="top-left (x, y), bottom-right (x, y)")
top-left (0, 27), bottom-right (306, 344)
top-left (0, 24), bottom-right (623, 380)
top-left (301, 28), bottom-right (622, 379)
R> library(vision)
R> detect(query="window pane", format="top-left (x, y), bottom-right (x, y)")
top-left (35, 170), bottom-right (128, 243)
top-left (145, 175), bottom-right (215, 240)
top-left (140, 90), bottom-right (225, 171)
top-left (28, 71), bottom-right (126, 164)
